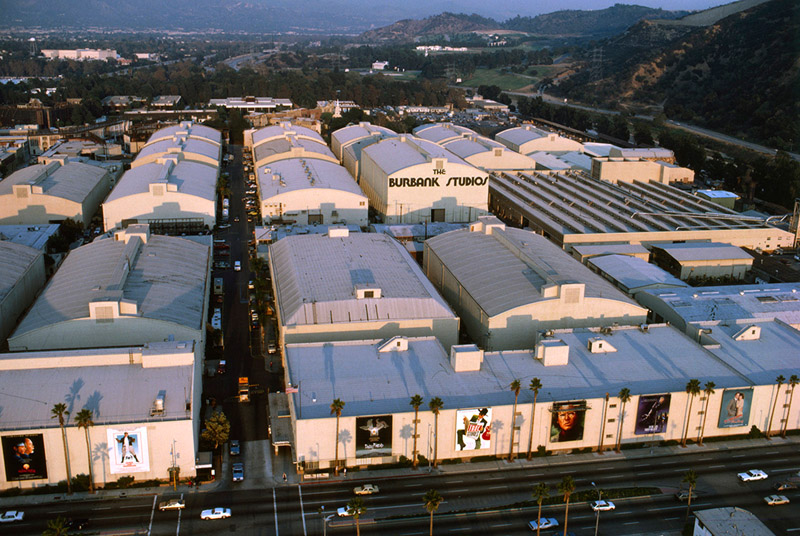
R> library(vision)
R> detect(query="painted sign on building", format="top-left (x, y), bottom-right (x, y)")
top-left (355, 416), bottom-right (392, 458)
top-left (2, 434), bottom-right (48, 481)
top-left (635, 394), bottom-right (671, 435)
top-left (718, 389), bottom-right (753, 428)
top-left (455, 407), bottom-right (492, 451)
top-left (108, 428), bottom-right (150, 474)
top-left (550, 401), bottom-right (586, 443)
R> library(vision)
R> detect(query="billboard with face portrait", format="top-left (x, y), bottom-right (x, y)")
top-left (718, 389), bottom-right (753, 428)
top-left (635, 394), bottom-right (671, 435)
top-left (2, 434), bottom-right (48, 481)
top-left (550, 401), bottom-right (586, 443)
top-left (455, 408), bottom-right (492, 451)
top-left (355, 416), bottom-right (392, 458)
top-left (108, 428), bottom-right (150, 474)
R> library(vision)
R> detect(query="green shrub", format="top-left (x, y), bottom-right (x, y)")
top-left (469, 455), bottom-right (500, 463)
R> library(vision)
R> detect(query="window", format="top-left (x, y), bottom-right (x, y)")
top-left (95, 306), bottom-right (114, 324)
top-left (363, 290), bottom-right (374, 298)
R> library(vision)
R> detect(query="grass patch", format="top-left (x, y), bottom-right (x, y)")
top-left (459, 68), bottom-right (535, 91)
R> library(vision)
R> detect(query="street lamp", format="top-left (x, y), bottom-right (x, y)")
top-left (427, 423), bottom-right (432, 473)
top-left (591, 481), bottom-right (602, 536)
top-left (322, 513), bottom-right (334, 536)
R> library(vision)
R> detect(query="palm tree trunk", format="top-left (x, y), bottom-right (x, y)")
top-left (429, 510), bottom-right (434, 536)
top-left (509, 394), bottom-right (519, 461)
top-left (433, 413), bottom-right (439, 468)
top-left (767, 387), bottom-right (780, 439)
top-left (412, 407), bottom-right (419, 469)
top-left (356, 517), bottom-right (361, 536)
top-left (60, 424), bottom-right (73, 494)
top-left (527, 392), bottom-right (538, 460)
top-left (84, 428), bottom-right (95, 493)
top-left (782, 385), bottom-right (796, 438)
top-left (681, 396), bottom-right (695, 446)
top-left (685, 486), bottom-right (693, 520)
top-left (615, 402), bottom-right (626, 452)
top-left (563, 497), bottom-right (570, 536)
top-left (334, 415), bottom-right (340, 475)
top-left (698, 398), bottom-right (710, 445)
top-left (536, 502), bottom-right (542, 536)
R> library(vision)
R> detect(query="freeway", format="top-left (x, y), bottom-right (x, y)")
top-left (3, 442), bottom-right (797, 535)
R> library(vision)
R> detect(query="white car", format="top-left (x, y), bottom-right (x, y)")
top-left (200, 508), bottom-right (231, 520)
top-left (0, 511), bottom-right (24, 523)
top-left (234, 260), bottom-right (241, 272)
top-left (337, 506), bottom-right (354, 517)
top-left (528, 518), bottom-right (558, 530)
top-left (764, 494), bottom-right (790, 506)
top-left (590, 500), bottom-right (616, 511)
top-left (158, 499), bottom-right (185, 511)
top-left (353, 483), bottom-right (379, 495)
top-left (738, 469), bottom-right (768, 481)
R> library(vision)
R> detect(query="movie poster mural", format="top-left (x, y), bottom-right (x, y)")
top-left (635, 394), bottom-right (671, 435)
top-left (455, 408), bottom-right (492, 451)
top-left (550, 401), bottom-right (587, 443)
top-left (718, 389), bottom-right (753, 428)
top-left (355, 416), bottom-right (392, 458)
top-left (2, 434), bottom-right (48, 481)
top-left (108, 428), bottom-right (150, 474)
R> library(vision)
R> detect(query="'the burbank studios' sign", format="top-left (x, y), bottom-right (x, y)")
top-left (389, 174), bottom-right (488, 188)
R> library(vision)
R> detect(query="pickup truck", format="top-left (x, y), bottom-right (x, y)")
top-left (353, 483), bottom-right (379, 495)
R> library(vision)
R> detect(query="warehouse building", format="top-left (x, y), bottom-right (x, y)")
top-left (283, 321), bottom-right (799, 472)
top-left (9, 225), bottom-right (211, 351)
top-left (0, 241), bottom-right (46, 344)
top-left (590, 156), bottom-right (694, 184)
top-left (360, 135), bottom-right (489, 224)
top-left (489, 170), bottom-right (794, 253)
top-left (143, 121), bottom-right (222, 150)
top-left (650, 242), bottom-right (753, 281)
top-left (209, 96), bottom-right (293, 112)
top-left (696, 189), bottom-right (739, 210)
top-left (636, 283), bottom-right (800, 336)
top-left (269, 228), bottom-right (459, 350)
top-left (571, 243), bottom-right (651, 263)
top-left (0, 160), bottom-right (112, 227)
top-left (412, 123), bottom-right (477, 145)
top-left (132, 135), bottom-right (221, 169)
top-left (0, 340), bottom-right (201, 491)
top-left (586, 254), bottom-right (689, 297)
top-left (259, 158), bottom-right (368, 226)
top-left (495, 124), bottom-right (583, 155)
top-left (424, 217), bottom-right (648, 350)
top-left (102, 157), bottom-right (217, 232)
top-left (330, 123), bottom-right (397, 182)
top-left (247, 123), bottom-right (337, 169)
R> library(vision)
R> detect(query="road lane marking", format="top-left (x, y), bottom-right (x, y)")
top-left (298, 485), bottom-right (306, 536)
top-left (147, 495), bottom-right (156, 536)
top-left (93, 507), bottom-right (112, 510)
top-left (449, 528), bottom-right (471, 532)
top-left (491, 523), bottom-right (512, 527)
top-left (665, 517), bottom-right (680, 521)
top-left (624, 521), bottom-right (640, 525)
top-left (639, 472), bottom-right (656, 475)
top-left (708, 465), bottom-right (725, 468)
top-left (403, 483), bottom-right (425, 487)
top-left (488, 486), bottom-right (506, 490)
top-left (372, 502), bottom-right (447, 510)
top-left (450, 489), bottom-right (469, 493)
top-left (273, 488), bottom-right (279, 536)
top-left (120, 505), bottom-right (144, 509)
top-left (175, 493), bottom-right (183, 536)
top-left (649, 506), bottom-right (682, 511)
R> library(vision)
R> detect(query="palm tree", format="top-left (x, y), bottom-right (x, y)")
top-left (681, 379), bottom-right (701, 447)
top-left (330, 398), bottom-right (345, 475)
top-left (43, 516), bottom-right (69, 536)
top-left (767, 375), bottom-right (786, 439)
top-left (51, 403), bottom-right (72, 494)
top-left (75, 408), bottom-right (95, 493)
top-left (682, 469), bottom-right (698, 520)
top-left (508, 379), bottom-right (521, 461)
top-left (346, 497), bottom-right (366, 536)
top-left (422, 489), bottom-right (443, 536)
top-left (782, 374), bottom-right (799, 438)
top-left (558, 475), bottom-right (576, 536)
top-left (531, 482), bottom-right (550, 536)
top-left (428, 397), bottom-right (443, 468)
top-left (526, 378), bottom-right (542, 460)
top-left (615, 388), bottom-right (632, 453)
top-left (410, 394), bottom-right (424, 469)
top-left (697, 382), bottom-right (716, 445)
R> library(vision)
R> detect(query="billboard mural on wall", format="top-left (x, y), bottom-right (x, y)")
top-left (635, 394), bottom-right (671, 435)
top-left (2, 434), bottom-right (48, 481)
top-left (108, 428), bottom-right (150, 474)
top-left (718, 389), bottom-right (753, 428)
top-left (550, 401), bottom-right (587, 443)
top-left (456, 408), bottom-right (492, 451)
top-left (355, 416), bottom-right (392, 458)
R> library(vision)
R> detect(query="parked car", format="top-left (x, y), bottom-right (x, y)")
top-left (232, 462), bottom-right (244, 482)
top-left (738, 469), bottom-right (768, 481)
top-left (764, 494), bottom-right (790, 506)
top-left (229, 439), bottom-right (240, 456)
top-left (200, 508), bottom-right (231, 520)
top-left (528, 518), bottom-right (558, 530)
top-left (675, 490), bottom-right (699, 501)
top-left (590, 500), bottom-right (615, 511)
top-left (234, 260), bottom-right (241, 271)
top-left (267, 342), bottom-right (277, 354)
top-left (158, 499), bottom-right (186, 511)
top-left (353, 483), bottom-right (380, 495)
top-left (0, 511), bottom-right (24, 523)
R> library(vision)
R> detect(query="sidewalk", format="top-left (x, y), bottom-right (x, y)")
top-left (2, 434), bottom-right (796, 508)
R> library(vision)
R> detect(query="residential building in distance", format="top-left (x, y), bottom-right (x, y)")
top-left (41, 48), bottom-right (118, 61)
top-left (258, 158), bottom-right (368, 226)
top-left (489, 170), bottom-right (794, 253)
top-left (650, 242), bottom-right (753, 281)
top-left (151, 95), bottom-right (182, 108)
top-left (360, 135), bottom-right (489, 224)
top-left (8, 225), bottom-right (211, 351)
top-left (0, 241), bottom-right (46, 343)
top-left (0, 160), bottom-right (112, 227)
top-left (268, 228), bottom-right (459, 350)
top-left (424, 217), bottom-right (647, 350)
top-left (209, 96), bottom-right (293, 112)
top-left (0, 340), bottom-right (202, 491)
top-left (495, 124), bottom-right (583, 155)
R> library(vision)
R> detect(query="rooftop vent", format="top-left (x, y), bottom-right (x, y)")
top-left (450, 344), bottom-right (483, 372)
top-left (378, 336), bottom-right (408, 353)
top-left (588, 337), bottom-right (617, 354)
top-left (355, 285), bottom-right (381, 299)
top-left (328, 226), bottom-right (349, 238)
top-left (151, 390), bottom-right (166, 416)
top-left (733, 324), bottom-right (761, 341)
top-left (535, 339), bottom-right (569, 366)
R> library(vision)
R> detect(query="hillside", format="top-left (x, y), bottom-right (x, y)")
top-left (359, 13), bottom-right (500, 42)
top-left (555, 0), bottom-right (799, 149)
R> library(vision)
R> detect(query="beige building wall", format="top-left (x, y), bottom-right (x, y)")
top-left (0, 249), bottom-right (46, 343)
top-left (677, 258), bottom-right (752, 280)
top-left (591, 158), bottom-right (695, 184)
top-left (102, 191), bottom-right (216, 231)
top-left (261, 190), bottom-right (368, 226)
top-left (0, 175), bottom-right (111, 228)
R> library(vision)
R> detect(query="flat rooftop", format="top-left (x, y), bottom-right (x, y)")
top-left (587, 254), bottom-right (689, 293)
top-left (285, 325), bottom-right (753, 420)
top-left (0, 341), bottom-right (195, 431)
top-left (271, 232), bottom-right (456, 327)
top-left (0, 224), bottom-right (60, 251)
top-left (653, 242), bottom-right (753, 262)
top-left (258, 158), bottom-right (364, 199)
